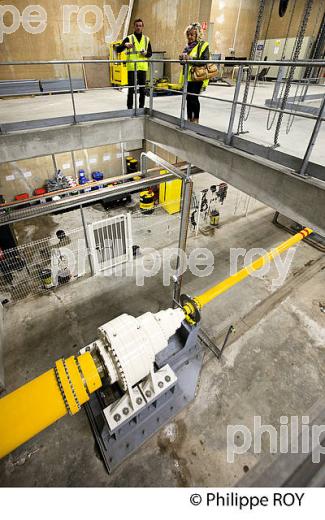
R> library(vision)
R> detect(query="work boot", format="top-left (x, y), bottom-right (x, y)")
top-left (192, 118), bottom-right (199, 124)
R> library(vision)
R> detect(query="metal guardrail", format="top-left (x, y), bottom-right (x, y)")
top-left (1, 59), bottom-right (324, 65)
top-left (0, 58), bottom-right (325, 177)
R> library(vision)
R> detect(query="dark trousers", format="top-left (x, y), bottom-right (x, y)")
top-left (127, 70), bottom-right (147, 109)
top-left (186, 81), bottom-right (203, 120)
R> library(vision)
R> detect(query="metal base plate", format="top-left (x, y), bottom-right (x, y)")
top-left (84, 322), bottom-right (202, 473)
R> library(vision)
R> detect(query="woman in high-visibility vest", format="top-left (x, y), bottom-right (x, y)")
top-left (179, 22), bottom-right (210, 124)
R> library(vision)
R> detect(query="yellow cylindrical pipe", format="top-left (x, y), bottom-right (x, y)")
top-left (183, 228), bottom-right (313, 319)
top-left (0, 352), bottom-right (102, 459)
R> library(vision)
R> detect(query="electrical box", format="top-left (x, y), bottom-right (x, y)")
top-left (255, 37), bottom-right (314, 80)
top-left (109, 41), bottom-right (128, 86)
top-left (159, 169), bottom-right (182, 215)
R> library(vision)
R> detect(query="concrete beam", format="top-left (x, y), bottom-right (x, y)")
top-left (145, 117), bottom-right (325, 235)
top-left (0, 117), bottom-right (145, 163)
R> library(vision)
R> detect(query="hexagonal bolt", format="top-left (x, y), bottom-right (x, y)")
top-left (165, 375), bottom-right (171, 383)
top-left (122, 407), bottom-right (129, 415)
top-left (145, 390), bottom-right (152, 398)
top-left (136, 397), bottom-right (143, 405)
top-left (158, 381), bottom-right (164, 388)
top-left (114, 413), bottom-right (121, 422)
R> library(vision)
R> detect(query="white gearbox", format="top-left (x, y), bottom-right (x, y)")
top-left (81, 308), bottom-right (185, 430)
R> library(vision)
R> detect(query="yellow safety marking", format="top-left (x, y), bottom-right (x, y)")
top-left (55, 359), bottom-right (80, 415)
top-left (65, 356), bottom-right (89, 406)
top-left (77, 352), bottom-right (102, 394)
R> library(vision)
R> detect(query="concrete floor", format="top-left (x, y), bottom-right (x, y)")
top-left (0, 83), bottom-right (324, 165)
top-left (0, 172), bottom-right (324, 486)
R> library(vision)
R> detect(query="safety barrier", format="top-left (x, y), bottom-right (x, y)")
top-left (0, 58), bottom-right (324, 178)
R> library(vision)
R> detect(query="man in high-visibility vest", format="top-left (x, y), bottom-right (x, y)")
top-left (115, 19), bottom-right (152, 110)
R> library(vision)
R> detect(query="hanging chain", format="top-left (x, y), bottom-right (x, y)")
top-left (266, 0), bottom-right (296, 131)
top-left (237, 0), bottom-right (266, 134)
top-left (303, 1), bottom-right (325, 89)
top-left (273, 0), bottom-right (314, 147)
top-left (286, 0), bottom-right (325, 132)
top-left (244, 0), bottom-right (276, 123)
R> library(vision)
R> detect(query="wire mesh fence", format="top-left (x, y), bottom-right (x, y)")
top-left (0, 226), bottom-right (87, 303)
top-left (0, 198), bottom-right (185, 304)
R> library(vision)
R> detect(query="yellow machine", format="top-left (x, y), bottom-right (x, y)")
top-left (0, 227), bottom-right (313, 463)
top-left (210, 209), bottom-right (220, 227)
top-left (109, 41), bottom-right (128, 87)
top-left (168, 83), bottom-right (182, 91)
top-left (159, 169), bottom-right (182, 214)
top-left (140, 189), bottom-right (155, 214)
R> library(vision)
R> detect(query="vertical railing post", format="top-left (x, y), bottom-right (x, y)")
top-left (80, 204), bottom-right (94, 277)
top-left (51, 154), bottom-right (58, 174)
top-left (71, 150), bottom-right (77, 183)
top-left (226, 65), bottom-right (243, 145)
top-left (134, 61), bottom-right (138, 116)
top-left (196, 190), bottom-right (203, 237)
top-left (67, 64), bottom-right (77, 124)
top-left (149, 60), bottom-right (154, 116)
top-left (180, 63), bottom-right (189, 129)
top-left (300, 94), bottom-right (325, 176)
top-left (173, 164), bottom-right (192, 306)
top-left (121, 142), bottom-right (126, 175)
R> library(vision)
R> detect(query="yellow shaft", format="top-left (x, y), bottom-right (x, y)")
top-left (0, 352), bottom-right (102, 459)
top-left (194, 227), bottom-right (313, 309)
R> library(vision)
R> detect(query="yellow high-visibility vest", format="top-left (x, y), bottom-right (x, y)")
top-left (126, 34), bottom-right (150, 72)
top-left (179, 40), bottom-right (209, 88)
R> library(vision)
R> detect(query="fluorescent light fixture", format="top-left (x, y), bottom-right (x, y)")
top-left (103, 154), bottom-right (111, 161)
top-left (6, 174), bottom-right (15, 181)
top-left (76, 160), bottom-right (83, 167)
top-left (62, 163), bottom-right (71, 169)
top-left (89, 158), bottom-right (97, 164)
top-left (23, 171), bottom-right (32, 178)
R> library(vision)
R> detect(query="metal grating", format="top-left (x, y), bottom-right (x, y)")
top-left (87, 214), bottom-right (133, 274)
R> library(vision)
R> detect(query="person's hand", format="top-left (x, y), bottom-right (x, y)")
top-left (125, 42), bottom-right (133, 49)
top-left (140, 50), bottom-right (147, 56)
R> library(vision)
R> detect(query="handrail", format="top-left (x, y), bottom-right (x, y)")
top-left (0, 57), bottom-right (324, 178)
top-left (0, 59), bottom-right (324, 66)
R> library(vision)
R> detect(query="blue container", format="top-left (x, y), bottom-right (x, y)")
top-left (92, 171), bottom-right (104, 181)
top-left (79, 170), bottom-right (89, 185)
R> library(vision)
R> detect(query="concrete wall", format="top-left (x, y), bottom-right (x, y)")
top-left (209, 0), bottom-right (260, 57)
top-left (209, 0), bottom-right (324, 58)
top-left (131, 0), bottom-right (212, 81)
top-left (0, 303), bottom-right (4, 391)
top-left (260, 0), bottom-right (324, 40)
top-left (1, 0), bottom-right (322, 84)
top-left (0, 0), bottom-right (127, 80)
top-left (0, 0), bottom-right (212, 82)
